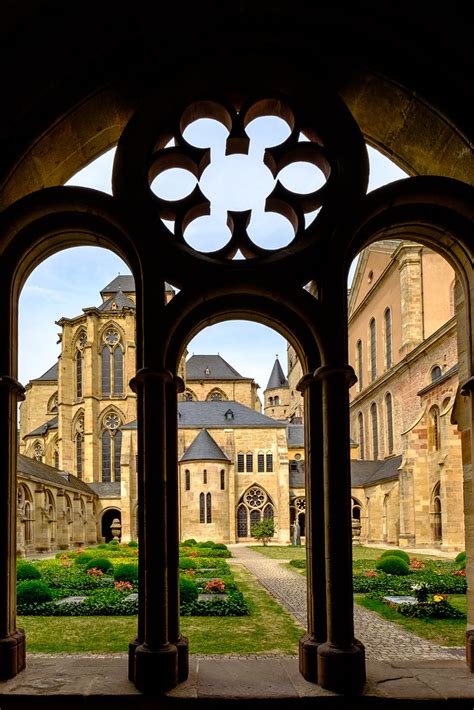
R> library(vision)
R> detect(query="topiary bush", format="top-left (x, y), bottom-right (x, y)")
top-left (107, 539), bottom-right (119, 546)
top-left (17, 579), bottom-right (53, 604)
top-left (17, 561), bottom-right (41, 581)
top-left (73, 552), bottom-right (95, 566)
top-left (197, 541), bottom-right (215, 548)
top-left (127, 541), bottom-right (138, 548)
top-left (179, 576), bottom-right (198, 604)
top-left (212, 543), bottom-right (228, 550)
top-left (114, 563), bottom-right (138, 584)
top-left (455, 551), bottom-right (466, 568)
top-left (96, 543), bottom-right (107, 549)
top-left (376, 556), bottom-right (410, 575)
top-left (179, 558), bottom-right (198, 570)
top-left (289, 559), bottom-right (306, 569)
top-left (182, 539), bottom-right (197, 546)
top-left (85, 558), bottom-right (114, 574)
top-left (380, 549), bottom-right (410, 565)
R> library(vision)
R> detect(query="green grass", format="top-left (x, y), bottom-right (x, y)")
top-left (354, 594), bottom-right (466, 647)
top-left (19, 567), bottom-right (303, 655)
top-left (252, 544), bottom-right (452, 563)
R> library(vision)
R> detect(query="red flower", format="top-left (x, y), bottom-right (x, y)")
top-left (452, 569), bottom-right (466, 576)
top-left (364, 570), bottom-right (377, 577)
top-left (205, 578), bottom-right (225, 593)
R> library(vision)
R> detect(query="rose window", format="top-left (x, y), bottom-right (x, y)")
top-left (104, 329), bottom-right (120, 346)
top-left (104, 413), bottom-right (120, 430)
top-left (245, 487), bottom-right (267, 508)
top-left (295, 498), bottom-right (306, 512)
top-left (78, 332), bottom-right (87, 349)
top-left (33, 443), bottom-right (44, 460)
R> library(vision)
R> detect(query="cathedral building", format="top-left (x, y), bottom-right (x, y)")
top-left (18, 244), bottom-right (464, 554)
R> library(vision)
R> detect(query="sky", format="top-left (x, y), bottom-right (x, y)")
top-left (18, 117), bottom-right (406, 397)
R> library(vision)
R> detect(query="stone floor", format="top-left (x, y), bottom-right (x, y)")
top-left (2, 543), bottom-right (473, 706)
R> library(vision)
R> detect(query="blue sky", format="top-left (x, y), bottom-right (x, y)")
top-left (18, 117), bottom-right (406, 396)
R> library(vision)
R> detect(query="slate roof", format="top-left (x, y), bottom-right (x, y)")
top-left (24, 416), bottom-right (58, 438)
top-left (266, 357), bottom-right (289, 390)
top-left (180, 429), bottom-right (230, 463)
top-left (186, 355), bottom-right (246, 380)
top-left (287, 424), bottom-right (304, 447)
top-left (87, 482), bottom-right (122, 498)
top-left (32, 362), bottom-right (58, 381)
top-left (98, 290), bottom-right (136, 312)
top-left (17, 454), bottom-right (95, 495)
top-left (122, 400), bottom-right (286, 430)
top-left (350, 455), bottom-right (402, 487)
top-left (100, 275), bottom-right (174, 296)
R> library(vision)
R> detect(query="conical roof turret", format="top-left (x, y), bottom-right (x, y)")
top-left (265, 357), bottom-right (289, 391)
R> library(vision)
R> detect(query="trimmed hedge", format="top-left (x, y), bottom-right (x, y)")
top-left (114, 564), bottom-right (138, 584)
top-left (17, 561), bottom-right (41, 581)
top-left (289, 559), bottom-right (306, 569)
top-left (84, 558), bottom-right (114, 574)
top-left (181, 590), bottom-right (249, 617)
top-left (380, 549), bottom-right (410, 565)
top-left (396, 599), bottom-right (465, 619)
top-left (179, 558), bottom-right (198, 570)
top-left (74, 552), bottom-right (95, 566)
top-left (375, 556), bottom-right (410, 575)
top-left (17, 580), bottom-right (53, 604)
top-left (353, 571), bottom-right (467, 595)
top-left (179, 577), bottom-right (199, 604)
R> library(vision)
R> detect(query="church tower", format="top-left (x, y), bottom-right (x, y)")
top-left (264, 357), bottom-right (289, 420)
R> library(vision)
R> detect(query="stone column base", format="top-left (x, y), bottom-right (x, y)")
top-left (174, 635), bottom-right (189, 683)
top-left (317, 639), bottom-right (366, 694)
top-left (465, 630), bottom-right (474, 671)
top-left (128, 636), bottom-right (141, 681)
top-left (299, 632), bottom-right (323, 683)
top-left (0, 629), bottom-right (26, 680)
top-left (134, 642), bottom-right (178, 693)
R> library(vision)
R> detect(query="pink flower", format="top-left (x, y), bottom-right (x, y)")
top-left (205, 578), bottom-right (225, 593)
top-left (364, 570), bottom-right (377, 577)
top-left (86, 567), bottom-right (104, 577)
top-left (114, 581), bottom-right (133, 592)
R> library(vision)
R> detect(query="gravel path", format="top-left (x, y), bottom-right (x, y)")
top-left (229, 545), bottom-right (463, 662)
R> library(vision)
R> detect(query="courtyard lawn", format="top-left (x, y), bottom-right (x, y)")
top-left (354, 594), bottom-right (466, 647)
top-left (19, 567), bottom-right (303, 655)
top-left (249, 545), bottom-right (399, 562)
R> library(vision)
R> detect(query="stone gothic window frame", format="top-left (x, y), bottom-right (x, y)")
top-left (236, 485), bottom-right (275, 537)
top-left (100, 409), bottom-right (123, 483)
top-left (100, 324), bottom-right (125, 398)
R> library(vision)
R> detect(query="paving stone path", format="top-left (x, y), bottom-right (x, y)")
top-left (229, 545), bottom-right (463, 662)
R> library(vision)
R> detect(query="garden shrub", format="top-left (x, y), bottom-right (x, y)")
top-left (197, 541), bottom-right (215, 548)
top-left (380, 549), bottom-right (410, 565)
top-left (179, 576), bottom-right (198, 604)
top-left (17, 561), bottom-right (41, 581)
top-left (85, 558), bottom-right (114, 574)
top-left (376, 556), bottom-right (410, 575)
top-left (17, 580), bottom-right (53, 604)
top-left (182, 539), bottom-right (197, 546)
top-left (73, 552), bottom-right (95, 566)
top-left (289, 559), bottom-right (306, 569)
top-left (128, 541), bottom-right (138, 548)
top-left (114, 563), bottom-right (138, 584)
top-left (455, 551), bottom-right (466, 568)
top-left (181, 590), bottom-right (249, 617)
top-left (354, 570), bottom-right (467, 595)
top-left (212, 543), bottom-right (228, 550)
top-left (179, 558), bottom-right (198, 570)
top-left (96, 543), bottom-right (107, 549)
top-left (397, 598), bottom-right (465, 619)
top-left (108, 539), bottom-right (119, 546)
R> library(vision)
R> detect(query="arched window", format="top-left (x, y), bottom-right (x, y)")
top-left (236, 486), bottom-right (275, 538)
top-left (101, 412), bottom-right (122, 482)
top-left (431, 365), bottom-right (442, 382)
top-left (384, 307), bottom-right (392, 368)
top-left (207, 388), bottom-right (226, 401)
top-left (54, 446), bottom-right (59, 469)
top-left (358, 412), bottom-right (364, 460)
top-left (33, 441), bottom-right (43, 462)
top-left (76, 350), bottom-right (83, 399)
top-left (385, 393), bottom-right (394, 455)
top-left (76, 433), bottom-right (84, 479)
top-left (369, 318), bottom-right (377, 382)
top-left (370, 402), bottom-right (378, 459)
top-left (266, 452), bottom-right (273, 472)
top-left (24, 501), bottom-right (33, 544)
top-left (432, 482), bottom-right (442, 542)
top-left (246, 452), bottom-right (253, 472)
top-left (237, 505), bottom-right (247, 537)
top-left (185, 469), bottom-right (190, 491)
top-left (206, 492), bottom-right (212, 523)
top-left (48, 392), bottom-right (58, 414)
top-left (274, 395), bottom-right (280, 405)
top-left (199, 493), bottom-right (205, 523)
top-left (101, 327), bottom-right (123, 397)
top-left (257, 453), bottom-right (265, 472)
top-left (429, 405), bottom-right (440, 451)
top-left (356, 339), bottom-right (363, 390)
top-left (268, 396), bottom-right (273, 406)
top-left (184, 389), bottom-right (195, 401)
top-left (220, 469), bottom-right (225, 490)
top-left (203, 469), bottom-right (207, 484)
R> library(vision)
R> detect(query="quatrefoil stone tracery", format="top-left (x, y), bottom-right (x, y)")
top-left (104, 413), bottom-right (120, 430)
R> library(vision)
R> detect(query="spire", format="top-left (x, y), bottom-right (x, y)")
top-left (265, 357), bottom-right (289, 391)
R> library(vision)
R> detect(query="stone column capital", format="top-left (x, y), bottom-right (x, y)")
top-left (460, 376), bottom-right (474, 396)
top-left (314, 364), bottom-right (357, 387)
top-left (296, 372), bottom-right (322, 392)
top-left (130, 368), bottom-right (173, 392)
top-left (0, 376), bottom-right (25, 400)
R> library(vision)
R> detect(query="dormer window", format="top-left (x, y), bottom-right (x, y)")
top-left (225, 409), bottom-right (234, 421)
top-left (205, 367), bottom-right (210, 375)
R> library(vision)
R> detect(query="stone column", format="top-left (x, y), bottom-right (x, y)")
top-left (297, 373), bottom-right (327, 683)
top-left (33, 485), bottom-right (48, 551)
top-left (166, 375), bottom-right (189, 682)
top-left (315, 364), bottom-right (366, 695)
top-left (398, 246), bottom-right (424, 357)
top-left (85, 497), bottom-right (97, 545)
top-left (0, 376), bottom-right (26, 679)
top-left (132, 368), bottom-right (178, 693)
top-left (55, 489), bottom-right (67, 549)
top-left (72, 493), bottom-right (84, 546)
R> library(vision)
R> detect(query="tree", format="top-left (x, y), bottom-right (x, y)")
top-left (251, 519), bottom-right (275, 546)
